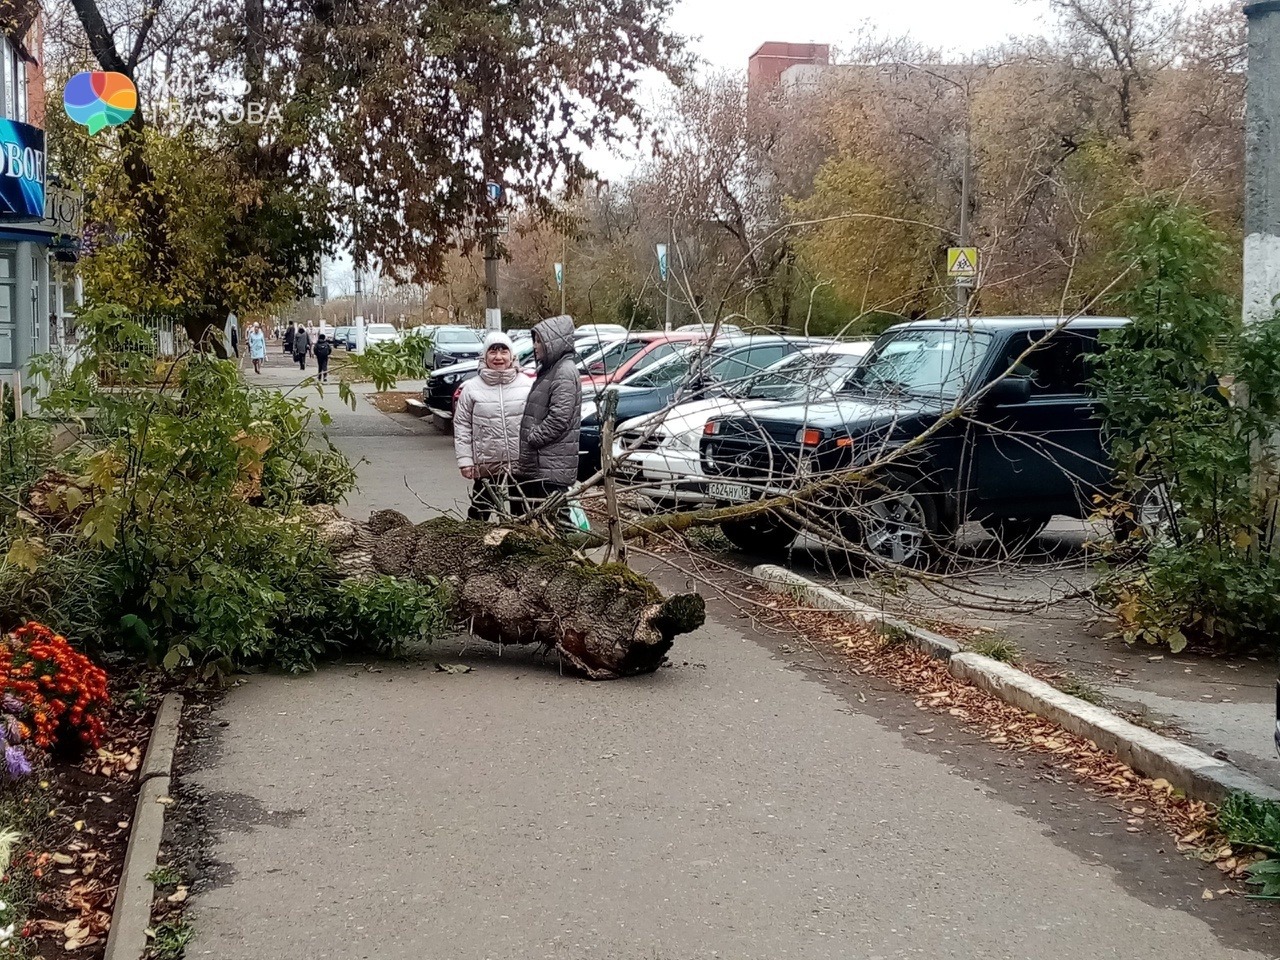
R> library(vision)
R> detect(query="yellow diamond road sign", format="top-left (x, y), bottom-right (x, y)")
top-left (947, 247), bottom-right (979, 278)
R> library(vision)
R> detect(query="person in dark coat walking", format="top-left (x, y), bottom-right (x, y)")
top-left (283, 322), bottom-right (296, 356)
top-left (292, 324), bottom-right (311, 370)
top-left (313, 333), bottom-right (333, 383)
top-left (517, 315), bottom-right (582, 521)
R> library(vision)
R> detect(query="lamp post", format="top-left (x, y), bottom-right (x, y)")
top-left (1244, 1), bottom-right (1280, 325)
top-left (353, 267), bottom-right (365, 355)
top-left (895, 59), bottom-right (976, 316)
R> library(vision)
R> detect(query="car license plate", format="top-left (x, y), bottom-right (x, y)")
top-left (709, 482), bottom-right (751, 502)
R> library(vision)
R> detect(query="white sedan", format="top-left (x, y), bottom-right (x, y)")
top-left (609, 341), bottom-right (872, 506)
top-left (364, 323), bottom-right (402, 345)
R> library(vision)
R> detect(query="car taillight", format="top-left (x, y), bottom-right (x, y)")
top-left (835, 436), bottom-right (854, 448)
top-left (703, 420), bottom-right (721, 436)
top-left (796, 428), bottom-right (822, 446)
top-left (452, 385), bottom-right (463, 409)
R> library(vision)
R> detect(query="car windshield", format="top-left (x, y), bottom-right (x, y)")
top-left (583, 338), bottom-right (647, 375)
top-left (739, 353), bottom-right (861, 401)
top-left (619, 345), bottom-right (705, 388)
top-left (844, 329), bottom-right (991, 401)
top-left (437, 329), bottom-right (480, 345)
top-left (368, 325), bottom-right (396, 335)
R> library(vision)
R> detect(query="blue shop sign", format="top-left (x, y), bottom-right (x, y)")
top-left (0, 120), bottom-right (45, 220)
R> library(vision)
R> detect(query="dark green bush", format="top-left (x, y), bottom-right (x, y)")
top-left (1094, 199), bottom-right (1280, 653)
top-left (0, 305), bottom-right (448, 676)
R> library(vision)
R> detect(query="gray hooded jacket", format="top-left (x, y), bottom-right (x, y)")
top-left (519, 315), bottom-right (582, 485)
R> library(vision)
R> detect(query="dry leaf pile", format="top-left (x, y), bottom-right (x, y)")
top-left (752, 585), bottom-right (1266, 890)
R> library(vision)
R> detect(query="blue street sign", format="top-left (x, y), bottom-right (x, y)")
top-left (656, 243), bottom-right (668, 282)
top-left (486, 181), bottom-right (503, 203)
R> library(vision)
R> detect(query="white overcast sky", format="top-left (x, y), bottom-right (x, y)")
top-left (669, 0), bottom-right (1052, 68)
top-left (332, 0), bottom-right (1216, 295)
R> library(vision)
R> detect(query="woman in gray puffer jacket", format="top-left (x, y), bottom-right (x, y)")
top-left (518, 315), bottom-right (583, 511)
top-left (453, 331), bottom-right (532, 520)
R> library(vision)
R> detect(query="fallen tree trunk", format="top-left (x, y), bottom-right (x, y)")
top-left (308, 507), bottom-right (706, 680)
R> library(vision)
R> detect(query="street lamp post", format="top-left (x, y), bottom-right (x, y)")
top-left (353, 267), bottom-right (365, 354)
top-left (895, 59), bottom-right (977, 316)
top-left (1244, 1), bottom-right (1280, 325)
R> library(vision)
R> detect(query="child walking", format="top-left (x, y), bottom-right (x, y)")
top-left (314, 333), bottom-right (333, 383)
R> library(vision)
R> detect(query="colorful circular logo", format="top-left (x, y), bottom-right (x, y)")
top-left (63, 71), bottom-right (137, 135)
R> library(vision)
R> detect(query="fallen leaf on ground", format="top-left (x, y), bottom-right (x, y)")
top-left (435, 663), bottom-right (472, 675)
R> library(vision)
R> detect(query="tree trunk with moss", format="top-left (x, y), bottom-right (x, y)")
top-left (308, 507), bottom-right (706, 679)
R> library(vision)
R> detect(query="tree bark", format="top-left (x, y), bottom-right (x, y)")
top-left (308, 508), bottom-right (706, 680)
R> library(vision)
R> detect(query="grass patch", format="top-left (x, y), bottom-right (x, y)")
top-left (147, 919), bottom-right (195, 960)
top-left (147, 864), bottom-right (182, 890)
top-left (1218, 792), bottom-right (1280, 853)
top-left (968, 634), bottom-right (1021, 664)
top-left (0, 779), bottom-right (54, 951)
top-left (1218, 792), bottom-right (1280, 899)
top-left (1057, 675), bottom-right (1105, 706)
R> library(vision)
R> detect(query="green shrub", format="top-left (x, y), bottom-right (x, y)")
top-left (1218, 792), bottom-right (1280, 899)
top-left (343, 330), bottom-right (433, 390)
top-left (1218, 792), bottom-right (1280, 854)
top-left (1, 306), bottom-right (448, 676)
top-left (1093, 199), bottom-right (1280, 653)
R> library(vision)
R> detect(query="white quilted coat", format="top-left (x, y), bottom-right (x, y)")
top-left (453, 364), bottom-right (533, 476)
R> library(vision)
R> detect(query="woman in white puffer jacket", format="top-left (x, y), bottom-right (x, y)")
top-left (453, 331), bottom-right (533, 520)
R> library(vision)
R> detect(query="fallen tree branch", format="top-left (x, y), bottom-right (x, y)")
top-left (308, 507), bottom-right (706, 680)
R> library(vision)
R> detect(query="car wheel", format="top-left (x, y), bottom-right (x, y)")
top-left (1113, 481), bottom-right (1178, 545)
top-left (842, 471), bottom-right (941, 569)
top-left (431, 413), bottom-right (453, 435)
top-left (981, 515), bottom-right (1051, 549)
top-left (720, 512), bottom-right (798, 554)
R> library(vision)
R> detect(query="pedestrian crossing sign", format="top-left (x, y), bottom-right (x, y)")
top-left (947, 247), bottom-right (979, 279)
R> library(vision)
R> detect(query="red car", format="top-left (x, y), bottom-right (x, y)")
top-left (580, 332), bottom-right (704, 394)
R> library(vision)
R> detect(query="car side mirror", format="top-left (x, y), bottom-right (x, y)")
top-left (984, 376), bottom-right (1031, 406)
top-left (588, 361), bottom-right (606, 375)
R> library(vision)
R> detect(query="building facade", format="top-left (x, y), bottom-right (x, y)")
top-left (0, 1), bottom-right (79, 411)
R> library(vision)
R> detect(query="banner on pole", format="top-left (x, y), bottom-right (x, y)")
top-left (554, 262), bottom-right (564, 290)
top-left (656, 243), bottom-right (669, 282)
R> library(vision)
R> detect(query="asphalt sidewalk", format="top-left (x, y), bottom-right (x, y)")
top-left (179, 378), bottom-right (1280, 959)
top-left (782, 520), bottom-right (1280, 791)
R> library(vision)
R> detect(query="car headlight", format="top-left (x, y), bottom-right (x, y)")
top-left (661, 430), bottom-right (701, 453)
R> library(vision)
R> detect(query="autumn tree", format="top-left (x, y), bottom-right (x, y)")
top-left (52, 0), bottom-right (688, 345)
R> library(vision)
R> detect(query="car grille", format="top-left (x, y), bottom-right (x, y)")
top-left (704, 419), bottom-right (808, 483)
top-left (617, 430), bottom-right (665, 452)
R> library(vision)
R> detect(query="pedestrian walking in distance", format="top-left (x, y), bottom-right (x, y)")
top-left (454, 331), bottom-right (532, 521)
top-left (283, 322), bottom-right (295, 357)
top-left (314, 333), bottom-right (333, 383)
top-left (293, 323), bottom-right (311, 371)
top-left (517, 315), bottom-right (582, 522)
top-left (248, 322), bottom-right (267, 375)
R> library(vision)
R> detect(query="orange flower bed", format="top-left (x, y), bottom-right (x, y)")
top-left (0, 624), bottom-right (110, 752)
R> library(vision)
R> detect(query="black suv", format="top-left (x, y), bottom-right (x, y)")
top-left (700, 317), bottom-right (1129, 562)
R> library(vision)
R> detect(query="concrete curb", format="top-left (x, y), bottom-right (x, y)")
top-left (104, 692), bottom-right (185, 960)
top-left (751, 565), bottom-right (1280, 805)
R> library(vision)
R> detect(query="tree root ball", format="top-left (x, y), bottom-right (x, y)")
top-left (308, 507), bottom-right (705, 679)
